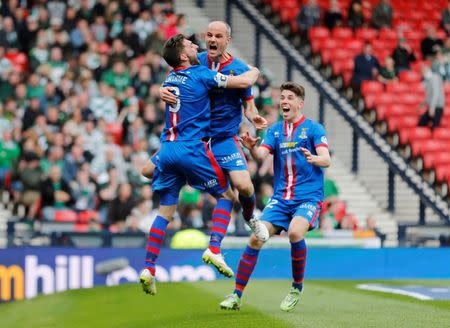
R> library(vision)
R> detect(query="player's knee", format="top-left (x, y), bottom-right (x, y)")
top-left (288, 230), bottom-right (305, 243)
top-left (249, 234), bottom-right (264, 249)
top-left (219, 188), bottom-right (237, 203)
top-left (141, 165), bottom-right (154, 179)
top-left (234, 180), bottom-right (254, 196)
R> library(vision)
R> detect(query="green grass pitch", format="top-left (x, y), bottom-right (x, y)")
top-left (1, 280), bottom-right (450, 328)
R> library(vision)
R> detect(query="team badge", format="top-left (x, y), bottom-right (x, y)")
top-left (321, 136), bottom-right (328, 144)
top-left (299, 128), bottom-right (308, 139)
top-left (229, 70), bottom-right (235, 76)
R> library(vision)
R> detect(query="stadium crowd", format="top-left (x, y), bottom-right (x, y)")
top-left (0, 0), bottom-right (371, 240)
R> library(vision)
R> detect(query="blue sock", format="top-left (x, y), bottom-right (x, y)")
top-left (208, 199), bottom-right (233, 254)
top-left (144, 215), bottom-right (169, 275)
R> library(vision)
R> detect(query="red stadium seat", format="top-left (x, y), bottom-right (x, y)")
top-left (434, 128), bottom-right (450, 141)
top-left (344, 39), bottom-right (364, 55)
top-left (308, 27), bottom-right (330, 42)
top-left (55, 210), bottom-right (78, 222)
top-left (397, 93), bottom-right (423, 107)
top-left (355, 28), bottom-right (378, 42)
top-left (411, 140), bottom-right (446, 158)
top-left (78, 210), bottom-right (100, 223)
top-left (385, 81), bottom-right (410, 94)
top-left (423, 152), bottom-right (450, 170)
top-left (373, 93), bottom-right (395, 108)
top-left (435, 164), bottom-right (450, 183)
top-left (106, 123), bottom-right (123, 145)
top-left (400, 127), bottom-right (432, 145)
top-left (360, 80), bottom-right (384, 97)
top-left (399, 70), bottom-right (422, 83)
top-left (386, 116), bottom-right (418, 133)
top-left (381, 105), bottom-right (416, 123)
top-left (332, 58), bottom-right (354, 76)
top-left (378, 28), bottom-right (398, 42)
top-left (74, 223), bottom-right (89, 233)
top-left (332, 27), bottom-right (353, 40)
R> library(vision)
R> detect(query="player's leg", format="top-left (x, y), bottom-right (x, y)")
top-left (140, 149), bottom-right (184, 295)
top-left (184, 141), bottom-right (235, 277)
top-left (140, 203), bottom-right (178, 295)
top-left (220, 198), bottom-right (288, 310)
top-left (213, 137), bottom-right (269, 241)
top-left (220, 221), bottom-right (279, 310)
top-left (141, 160), bottom-right (155, 180)
top-left (280, 202), bottom-right (321, 311)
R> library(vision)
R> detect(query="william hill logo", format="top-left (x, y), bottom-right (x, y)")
top-left (0, 255), bottom-right (93, 302)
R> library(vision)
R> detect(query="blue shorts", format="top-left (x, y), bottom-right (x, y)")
top-left (151, 140), bottom-right (229, 206)
top-left (210, 136), bottom-right (248, 172)
top-left (261, 197), bottom-right (322, 232)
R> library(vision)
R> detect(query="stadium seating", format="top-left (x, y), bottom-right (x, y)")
top-left (264, 0), bottom-right (450, 196)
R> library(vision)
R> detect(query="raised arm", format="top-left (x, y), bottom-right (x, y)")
top-left (240, 132), bottom-right (271, 160)
top-left (225, 66), bottom-right (260, 89)
top-left (243, 98), bottom-right (268, 130)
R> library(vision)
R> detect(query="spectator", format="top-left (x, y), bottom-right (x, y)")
top-left (107, 182), bottom-right (137, 227)
top-left (70, 167), bottom-right (96, 212)
top-left (0, 130), bottom-right (20, 185)
top-left (378, 56), bottom-right (397, 83)
top-left (421, 26), bottom-right (444, 60)
top-left (296, 0), bottom-right (321, 35)
top-left (432, 49), bottom-right (450, 81)
top-left (120, 18), bottom-right (141, 56)
top-left (371, 0), bottom-right (393, 29)
top-left (11, 151), bottom-right (42, 218)
top-left (352, 43), bottom-right (379, 89)
top-left (366, 216), bottom-right (386, 246)
top-left (392, 37), bottom-right (416, 73)
top-left (62, 144), bottom-right (85, 183)
top-left (101, 61), bottom-right (131, 96)
top-left (89, 83), bottom-right (118, 123)
top-left (418, 65), bottom-right (445, 129)
top-left (324, 0), bottom-right (343, 30)
top-left (441, 1), bottom-right (450, 36)
top-left (348, 0), bottom-right (365, 30)
top-left (40, 146), bottom-right (65, 175)
top-left (40, 165), bottom-right (73, 220)
top-left (0, 16), bottom-right (20, 49)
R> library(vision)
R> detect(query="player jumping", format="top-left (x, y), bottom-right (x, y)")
top-left (140, 34), bottom-right (260, 295)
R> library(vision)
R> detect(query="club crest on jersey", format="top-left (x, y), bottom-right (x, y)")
top-left (274, 131), bottom-right (280, 138)
top-left (299, 128), bottom-right (308, 139)
top-left (229, 70), bottom-right (235, 76)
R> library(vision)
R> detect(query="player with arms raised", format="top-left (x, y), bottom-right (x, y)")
top-left (219, 82), bottom-right (331, 311)
top-left (139, 34), bottom-right (259, 295)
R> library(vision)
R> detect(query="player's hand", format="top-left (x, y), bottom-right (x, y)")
top-left (251, 115), bottom-right (268, 130)
top-left (159, 86), bottom-right (177, 105)
top-left (240, 132), bottom-right (260, 149)
top-left (300, 147), bottom-right (315, 164)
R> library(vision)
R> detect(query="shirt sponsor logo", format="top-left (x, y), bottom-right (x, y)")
top-left (280, 142), bottom-right (298, 149)
top-left (220, 152), bottom-right (241, 164)
top-left (300, 203), bottom-right (317, 211)
top-left (204, 179), bottom-right (218, 188)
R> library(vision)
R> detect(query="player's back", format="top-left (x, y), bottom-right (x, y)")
top-left (198, 52), bottom-right (252, 138)
top-left (161, 65), bottom-right (214, 142)
top-left (262, 118), bottom-right (327, 202)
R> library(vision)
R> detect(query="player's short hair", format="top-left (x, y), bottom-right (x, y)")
top-left (280, 82), bottom-right (305, 100)
top-left (163, 34), bottom-right (186, 68)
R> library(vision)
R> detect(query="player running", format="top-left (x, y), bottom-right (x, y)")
top-left (159, 21), bottom-right (270, 269)
top-left (219, 82), bottom-right (331, 311)
top-left (140, 34), bottom-right (259, 295)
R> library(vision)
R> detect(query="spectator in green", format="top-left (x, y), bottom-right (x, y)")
top-left (324, 172), bottom-right (339, 202)
top-left (378, 56), bottom-right (398, 83)
top-left (101, 61), bottom-right (131, 95)
top-left (40, 146), bottom-right (65, 175)
top-left (26, 74), bottom-right (45, 99)
top-left (0, 130), bottom-right (20, 185)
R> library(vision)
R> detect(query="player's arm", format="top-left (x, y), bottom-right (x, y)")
top-left (243, 98), bottom-right (268, 130)
top-left (223, 66), bottom-right (260, 89)
top-left (159, 85), bottom-right (177, 105)
top-left (300, 146), bottom-right (331, 168)
top-left (240, 132), bottom-right (271, 160)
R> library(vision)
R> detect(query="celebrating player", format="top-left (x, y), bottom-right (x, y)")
top-left (219, 82), bottom-right (331, 311)
top-left (159, 21), bottom-right (270, 270)
top-left (139, 34), bottom-right (260, 295)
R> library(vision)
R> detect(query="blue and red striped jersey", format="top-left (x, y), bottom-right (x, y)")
top-left (161, 65), bottom-right (227, 142)
top-left (261, 117), bottom-right (328, 202)
top-left (198, 51), bottom-right (253, 138)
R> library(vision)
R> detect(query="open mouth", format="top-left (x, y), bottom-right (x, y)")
top-left (208, 44), bottom-right (217, 51)
top-left (282, 105), bottom-right (290, 113)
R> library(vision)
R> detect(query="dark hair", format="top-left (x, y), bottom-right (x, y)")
top-left (280, 82), bottom-right (305, 100)
top-left (163, 34), bottom-right (186, 68)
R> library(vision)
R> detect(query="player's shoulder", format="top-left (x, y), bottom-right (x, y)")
top-left (268, 120), bottom-right (284, 133)
top-left (228, 56), bottom-right (249, 72)
top-left (197, 51), bottom-right (208, 64)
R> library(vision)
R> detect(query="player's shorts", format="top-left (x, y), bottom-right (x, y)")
top-left (210, 136), bottom-right (248, 172)
top-left (151, 140), bottom-right (229, 206)
top-left (260, 197), bottom-right (323, 232)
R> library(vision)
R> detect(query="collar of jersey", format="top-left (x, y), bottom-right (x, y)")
top-left (283, 116), bottom-right (306, 136)
top-left (207, 53), bottom-right (234, 71)
top-left (173, 66), bottom-right (189, 71)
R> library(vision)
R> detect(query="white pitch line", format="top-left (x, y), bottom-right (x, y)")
top-left (356, 284), bottom-right (433, 301)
